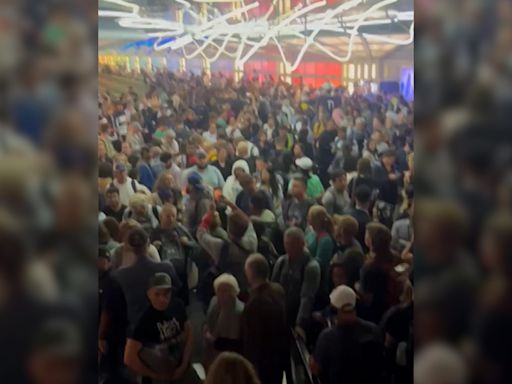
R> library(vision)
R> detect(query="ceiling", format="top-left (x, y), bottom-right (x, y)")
top-left (98, 0), bottom-right (413, 63)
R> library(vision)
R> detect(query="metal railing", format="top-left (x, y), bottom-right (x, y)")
top-left (290, 331), bottom-right (321, 384)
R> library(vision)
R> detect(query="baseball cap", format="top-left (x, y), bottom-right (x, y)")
top-left (187, 172), bottom-right (203, 190)
top-left (148, 272), bottom-right (173, 290)
top-left (295, 156), bottom-right (313, 171)
top-left (98, 247), bottom-right (111, 261)
top-left (114, 162), bottom-right (126, 172)
top-left (329, 285), bottom-right (356, 312)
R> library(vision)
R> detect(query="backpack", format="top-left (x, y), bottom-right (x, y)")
top-left (197, 238), bottom-right (250, 306)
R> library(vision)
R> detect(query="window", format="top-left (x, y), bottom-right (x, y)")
top-left (371, 63), bottom-right (377, 79)
top-left (364, 64), bottom-right (369, 79)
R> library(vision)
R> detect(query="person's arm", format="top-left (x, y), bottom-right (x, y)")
top-left (310, 331), bottom-right (327, 377)
top-left (297, 261), bottom-right (321, 328)
top-left (138, 165), bottom-right (152, 190)
top-left (98, 310), bottom-right (110, 355)
top-left (321, 191), bottom-right (335, 215)
top-left (316, 237), bottom-right (334, 272)
top-left (124, 339), bottom-right (169, 380)
top-left (270, 257), bottom-right (283, 283)
top-left (240, 222), bottom-right (258, 253)
top-left (172, 321), bottom-right (194, 380)
top-left (196, 210), bottom-right (224, 264)
top-left (215, 167), bottom-right (225, 188)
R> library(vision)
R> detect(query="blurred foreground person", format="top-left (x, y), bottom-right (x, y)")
top-left (242, 254), bottom-right (288, 384)
top-left (205, 352), bottom-right (260, 384)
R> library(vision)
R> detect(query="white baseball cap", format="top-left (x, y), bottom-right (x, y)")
top-left (329, 285), bottom-right (356, 312)
top-left (295, 156), bottom-right (313, 171)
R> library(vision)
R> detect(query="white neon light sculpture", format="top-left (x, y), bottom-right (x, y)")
top-left (98, 0), bottom-right (413, 67)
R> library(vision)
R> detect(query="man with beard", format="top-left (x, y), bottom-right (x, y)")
top-left (183, 149), bottom-right (225, 190)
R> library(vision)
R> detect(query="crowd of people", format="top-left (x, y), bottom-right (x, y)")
top-left (98, 67), bottom-right (414, 384)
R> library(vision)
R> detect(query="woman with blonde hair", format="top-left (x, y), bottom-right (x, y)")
top-left (203, 274), bottom-right (245, 371)
top-left (110, 219), bottom-right (160, 269)
top-left (205, 352), bottom-right (261, 384)
top-left (305, 205), bottom-right (335, 301)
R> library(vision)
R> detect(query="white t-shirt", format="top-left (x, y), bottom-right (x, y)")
top-left (112, 177), bottom-right (151, 206)
top-left (202, 131), bottom-right (218, 144)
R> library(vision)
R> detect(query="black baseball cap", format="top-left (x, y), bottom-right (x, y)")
top-left (148, 273), bottom-right (173, 290)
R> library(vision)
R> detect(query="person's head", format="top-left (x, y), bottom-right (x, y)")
top-left (140, 147), bottom-right (151, 163)
top-left (250, 190), bottom-right (269, 215)
top-left (356, 157), bottom-right (372, 177)
top-left (333, 215), bottom-right (359, 245)
top-left (330, 285), bottom-right (358, 324)
top-left (154, 172), bottom-right (174, 192)
top-left (115, 102), bottom-right (124, 112)
top-left (365, 222), bottom-right (392, 259)
top-left (121, 141), bottom-right (132, 156)
top-left (126, 227), bottom-right (149, 257)
top-left (236, 141), bottom-right (249, 158)
top-left (187, 171), bottom-right (204, 194)
top-left (239, 173), bottom-right (256, 194)
top-left (330, 249), bottom-right (364, 288)
top-left (147, 273), bottom-right (173, 311)
top-left (217, 144), bottom-right (228, 162)
top-left (258, 129), bottom-right (267, 143)
top-left (159, 203), bottom-right (177, 229)
top-left (290, 176), bottom-right (307, 199)
top-left (228, 211), bottom-right (249, 241)
top-left (308, 205), bottom-right (333, 234)
top-left (354, 185), bottom-right (372, 209)
top-left (196, 149), bottom-right (208, 169)
top-left (245, 253), bottom-right (270, 288)
top-left (113, 162), bottom-right (127, 183)
top-left (213, 273), bottom-right (240, 307)
top-left (105, 186), bottom-right (121, 210)
top-left (209, 121), bottom-right (217, 134)
top-left (205, 352), bottom-right (261, 384)
top-left (330, 169), bottom-right (347, 192)
top-left (97, 248), bottom-right (112, 273)
top-left (284, 227), bottom-right (305, 258)
top-left (128, 193), bottom-right (148, 218)
top-left (380, 148), bottom-right (396, 168)
top-left (295, 156), bottom-right (313, 175)
top-left (292, 143), bottom-right (305, 159)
